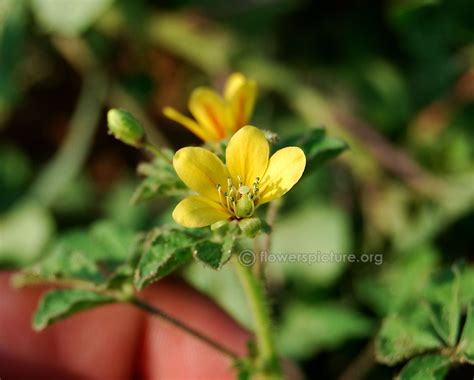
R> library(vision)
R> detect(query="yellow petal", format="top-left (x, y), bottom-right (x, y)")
top-left (259, 147), bottom-right (306, 204)
top-left (163, 107), bottom-right (211, 141)
top-left (189, 87), bottom-right (229, 139)
top-left (224, 72), bottom-right (246, 101)
top-left (226, 76), bottom-right (257, 132)
top-left (173, 196), bottom-right (231, 227)
top-left (226, 125), bottom-right (269, 187)
top-left (173, 147), bottom-right (228, 203)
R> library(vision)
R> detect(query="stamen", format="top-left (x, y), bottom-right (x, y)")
top-left (229, 196), bottom-right (236, 212)
top-left (217, 184), bottom-right (226, 207)
top-left (248, 193), bottom-right (255, 214)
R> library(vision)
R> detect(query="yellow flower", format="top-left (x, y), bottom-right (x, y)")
top-left (172, 126), bottom-right (306, 227)
top-left (163, 73), bottom-right (257, 142)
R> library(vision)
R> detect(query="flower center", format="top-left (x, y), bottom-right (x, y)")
top-left (216, 176), bottom-right (260, 219)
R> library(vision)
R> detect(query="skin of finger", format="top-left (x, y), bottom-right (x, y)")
top-left (138, 279), bottom-right (250, 380)
top-left (0, 273), bottom-right (250, 379)
top-left (0, 272), bottom-right (143, 380)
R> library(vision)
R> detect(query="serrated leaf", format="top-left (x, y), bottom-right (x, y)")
top-left (33, 289), bottom-right (113, 331)
top-left (459, 301), bottom-right (474, 364)
top-left (276, 128), bottom-right (347, 175)
top-left (425, 265), bottom-right (461, 346)
top-left (376, 315), bottom-right (442, 365)
top-left (397, 354), bottom-right (450, 380)
top-left (134, 228), bottom-right (196, 289)
top-left (277, 302), bottom-right (373, 359)
top-left (14, 221), bottom-right (136, 287)
top-left (15, 232), bottom-right (105, 286)
top-left (193, 237), bottom-right (234, 270)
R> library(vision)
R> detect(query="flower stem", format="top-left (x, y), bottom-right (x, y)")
top-left (130, 297), bottom-right (240, 360)
top-left (143, 141), bottom-right (173, 165)
top-left (232, 255), bottom-right (282, 379)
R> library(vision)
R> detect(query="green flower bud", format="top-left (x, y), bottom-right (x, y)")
top-left (238, 217), bottom-right (261, 238)
top-left (107, 109), bottom-right (145, 147)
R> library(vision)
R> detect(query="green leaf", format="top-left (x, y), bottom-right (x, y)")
top-left (425, 265), bottom-right (461, 346)
top-left (134, 228), bottom-right (196, 290)
top-left (14, 220), bottom-right (136, 287)
top-left (131, 153), bottom-right (187, 204)
top-left (14, 231), bottom-right (105, 286)
top-left (460, 266), bottom-right (474, 308)
top-left (276, 128), bottom-right (347, 175)
top-left (376, 314), bottom-right (442, 365)
top-left (277, 302), bottom-right (373, 359)
top-left (193, 236), bottom-right (234, 270)
top-left (397, 354), bottom-right (450, 380)
top-left (33, 289), bottom-right (113, 331)
top-left (88, 220), bottom-right (136, 262)
top-left (30, 0), bottom-right (113, 36)
top-left (459, 301), bottom-right (474, 364)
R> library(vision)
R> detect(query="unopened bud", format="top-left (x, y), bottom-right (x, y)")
top-left (107, 109), bottom-right (145, 147)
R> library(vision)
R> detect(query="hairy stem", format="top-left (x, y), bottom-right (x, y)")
top-left (130, 297), bottom-right (240, 360)
top-left (232, 255), bottom-right (282, 379)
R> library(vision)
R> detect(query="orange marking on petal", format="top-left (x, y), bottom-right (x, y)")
top-left (204, 104), bottom-right (226, 139)
top-left (235, 95), bottom-right (246, 130)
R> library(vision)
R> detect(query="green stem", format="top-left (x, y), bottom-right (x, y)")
top-left (232, 255), bottom-right (282, 379)
top-left (130, 297), bottom-right (240, 360)
top-left (143, 142), bottom-right (173, 164)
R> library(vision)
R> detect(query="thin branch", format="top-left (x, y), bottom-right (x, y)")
top-left (130, 297), bottom-right (240, 360)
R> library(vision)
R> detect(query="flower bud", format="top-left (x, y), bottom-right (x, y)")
top-left (238, 217), bottom-right (261, 238)
top-left (107, 109), bottom-right (145, 147)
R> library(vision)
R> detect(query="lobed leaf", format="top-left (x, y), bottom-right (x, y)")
top-left (133, 228), bottom-right (196, 290)
top-left (376, 314), bottom-right (442, 365)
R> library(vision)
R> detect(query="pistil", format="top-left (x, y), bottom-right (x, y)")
top-left (216, 175), bottom-right (261, 218)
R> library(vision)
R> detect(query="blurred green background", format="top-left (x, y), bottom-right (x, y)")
top-left (1, 0), bottom-right (474, 379)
